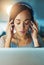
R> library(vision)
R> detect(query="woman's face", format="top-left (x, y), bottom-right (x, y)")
top-left (14, 10), bottom-right (31, 37)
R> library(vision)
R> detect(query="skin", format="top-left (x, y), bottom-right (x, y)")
top-left (14, 10), bottom-right (31, 39)
top-left (5, 10), bottom-right (39, 47)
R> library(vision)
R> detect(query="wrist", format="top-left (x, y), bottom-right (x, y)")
top-left (5, 37), bottom-right (11, 48)
top-left (33, 38), bottom-right (40, 47)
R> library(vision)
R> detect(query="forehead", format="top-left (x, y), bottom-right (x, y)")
top-left (15, 10), bottom-right (31, 20)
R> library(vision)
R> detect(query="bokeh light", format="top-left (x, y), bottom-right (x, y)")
top-left (6, 5), bottom-right (12, 15)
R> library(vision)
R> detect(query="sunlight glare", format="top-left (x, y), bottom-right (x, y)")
top-left (6, 5), bottom-right (12, 15)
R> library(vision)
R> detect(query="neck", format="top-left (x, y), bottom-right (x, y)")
top-left (16, 33), bottom-right (28, 41)
top-left (12, 33), bottom-right (32, 47)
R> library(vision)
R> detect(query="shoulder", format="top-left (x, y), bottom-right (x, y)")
top-left (0, 35), bottom-right (6, 48)
top-left (0, 35), bottom-right (6, 41)
top-left (38, 35), bottom-right (44, 47)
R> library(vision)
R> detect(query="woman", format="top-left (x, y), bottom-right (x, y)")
top-left (0, 2), bottom-right (44, 48)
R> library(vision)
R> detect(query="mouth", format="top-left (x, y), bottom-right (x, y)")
top-left (20, 31), bottom-right (25, 34)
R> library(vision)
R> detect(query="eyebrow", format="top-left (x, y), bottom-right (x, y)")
top-left (15, 19), bottom-right (21, 21)
top-left (15, 19), bottom-right (31, 22)
top-left (24, 19), bottom-right (31, 22)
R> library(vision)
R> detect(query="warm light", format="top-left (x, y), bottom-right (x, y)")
top-left (6, 5), bottom-right (12, 15)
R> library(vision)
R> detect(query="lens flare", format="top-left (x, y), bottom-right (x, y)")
top-left (6, 5), bottom-right (12, 15)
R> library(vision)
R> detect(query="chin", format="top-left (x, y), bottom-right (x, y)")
top-left (19, 33), bottom-right (26, 37)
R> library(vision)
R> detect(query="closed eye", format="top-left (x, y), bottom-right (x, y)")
top-left (24, 19), bottom-right (31, 25)
top-left (17, 22), bottom-right (20, 25)
top-left (15, 19), bottom-right (21, 25)
top-left (25, 22), bottom-right (29, 25)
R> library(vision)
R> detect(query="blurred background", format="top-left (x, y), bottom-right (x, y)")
top-left (0, 0), bottom-right (44, 41)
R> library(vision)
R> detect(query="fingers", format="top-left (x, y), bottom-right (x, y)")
top-left (8, 20), bottom-right (14, 27)
top-left (31, 21), bottom-right (38, 32)
top-left (8, 20), bottom-right (14, 25)
top-left (6, 20), bottom-right (15, 32)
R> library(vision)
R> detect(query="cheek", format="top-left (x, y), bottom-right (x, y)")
top-left (25, 25), bottom-right (29, 30)
top-left (14, 23), bottom-right (17, 30)
top-left (14, 24), bottom-right (20, 31)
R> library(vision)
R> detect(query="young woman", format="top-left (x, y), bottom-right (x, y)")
top-left (0, 2), bottom-right (44, 48)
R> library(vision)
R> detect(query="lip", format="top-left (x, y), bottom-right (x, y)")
top-left (20, 31), bottom-right (25, 33)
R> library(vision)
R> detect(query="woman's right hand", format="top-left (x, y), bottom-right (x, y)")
top-left (5, 20), bottom-right (14, 47)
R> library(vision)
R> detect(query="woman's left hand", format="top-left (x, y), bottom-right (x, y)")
top-left (30, 21), bottom-right (39, 47)
top-left (31, 21), bottom-right (38, 39)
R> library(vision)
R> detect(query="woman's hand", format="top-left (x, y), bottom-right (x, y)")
top-left (30, 21), bottom-right (40, 47)
top-left (5, 20), bottom-right (14, 47)
top-left (31, 21), bottom-right (38, 39)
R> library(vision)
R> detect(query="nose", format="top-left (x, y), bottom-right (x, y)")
top-left (20, 23), bottom-right (25, 30)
